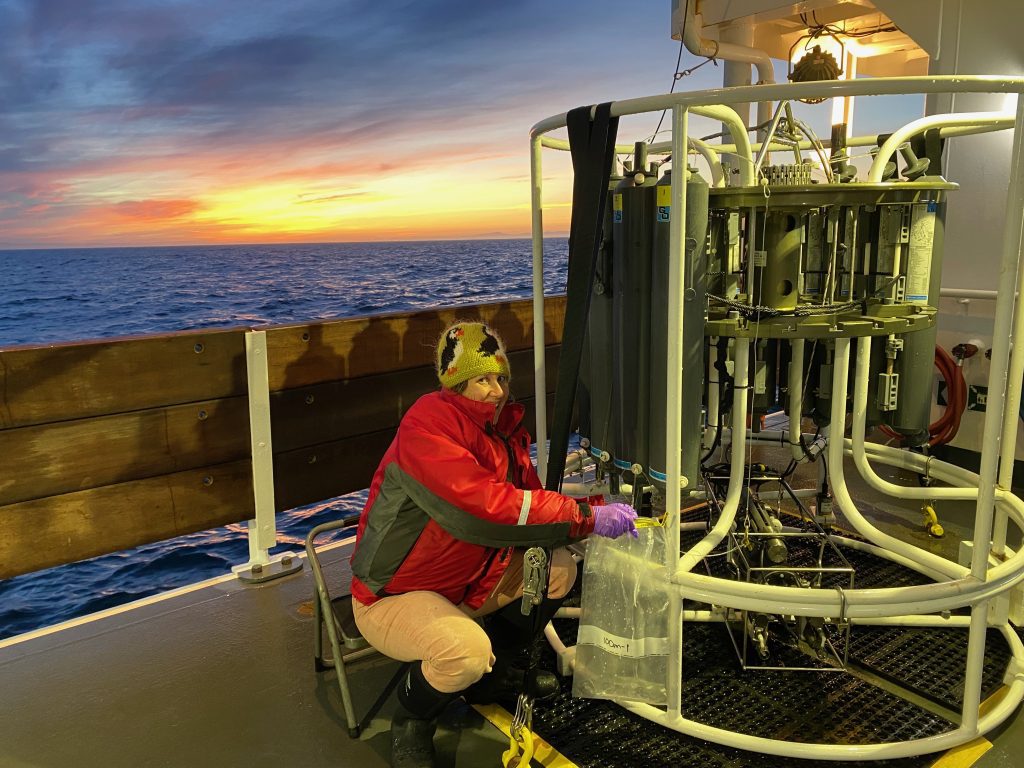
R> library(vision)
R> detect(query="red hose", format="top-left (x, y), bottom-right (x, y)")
top-left (879, 345), bottom-right (966, 448)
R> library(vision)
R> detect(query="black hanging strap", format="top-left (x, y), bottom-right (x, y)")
top-left (544, 102), bottom-right (619, 491)
top-left (923, 128), bottom-right (945, 177)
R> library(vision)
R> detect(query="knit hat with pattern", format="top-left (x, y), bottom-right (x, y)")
top-left (436, 321), bottom-right (510, 389)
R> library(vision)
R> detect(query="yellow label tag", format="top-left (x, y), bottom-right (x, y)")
top-left (613, 194), bottom-right (623, 211)
top-left (657, 185), bottom-right (671, 205)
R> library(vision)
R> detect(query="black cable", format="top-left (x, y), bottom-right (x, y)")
top-left (648, 0), bottom-right (720, 147)
top-left (647, 33), bottom-right (687, 144)
top-left (701, 340), bottom-right (734, 466)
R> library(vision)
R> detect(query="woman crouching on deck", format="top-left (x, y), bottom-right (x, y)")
top-left (349, 320), bottom-right (637, 768)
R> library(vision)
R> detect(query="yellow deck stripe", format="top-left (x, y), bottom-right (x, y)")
top-left (473, 703), bottom-right (579, 768)
top-left (929, 738), bottom-right (993, 768)
top-left (928, 685), bottom-right (1010, 768)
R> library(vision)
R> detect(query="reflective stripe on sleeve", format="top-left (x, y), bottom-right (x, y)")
top-left (517, 490), bottom-right (532, 525)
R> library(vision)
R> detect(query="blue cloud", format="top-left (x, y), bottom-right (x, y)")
top-left (0, 0), bottom-right (696, 177)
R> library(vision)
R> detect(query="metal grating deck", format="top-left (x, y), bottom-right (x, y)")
top-left (518, 528), bottom-right (1017, 768)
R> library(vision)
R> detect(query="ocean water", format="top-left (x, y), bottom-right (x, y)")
top-left (0, 238), bottom-right (569, 640)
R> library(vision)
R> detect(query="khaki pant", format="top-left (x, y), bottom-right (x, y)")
top-left (352, 547), bottom-right (576, 693)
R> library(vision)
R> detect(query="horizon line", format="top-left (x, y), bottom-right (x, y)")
top-left (0, 232), bottom-right (572, 253)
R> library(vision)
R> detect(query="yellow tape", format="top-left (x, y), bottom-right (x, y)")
top-left (929, 738), bottom-right (992, 768)
top-left (474, 703), bottom-right (579, 768)
top-left (929, 686), bottom-right (1009, 768)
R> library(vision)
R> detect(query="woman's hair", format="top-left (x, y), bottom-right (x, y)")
top-left (447, 374), bottom-right (514, 399)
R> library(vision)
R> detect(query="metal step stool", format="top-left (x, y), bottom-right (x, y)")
top-left (305, 517), bottom-right (409, 738)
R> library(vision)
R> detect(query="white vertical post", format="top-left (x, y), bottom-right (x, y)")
top-left (245, 330), bottom-right (277, 564)
top-left (963, 97), bottom-right (1024, 728)
top-left (972, 100), bottom-right (1023, 564)
top-left (665, 103), bottom-right (689, 719)
top-left (234, 330), bottom-right (301, 583)
top-left (531, 135), bottom-right (549, 485)
top-left (993, 96), bottom-right (1024, 554)
top-left (961, 600), bottom-right (990, 733)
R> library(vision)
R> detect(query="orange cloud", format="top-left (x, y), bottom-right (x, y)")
top-left (110, 198), bottom-right (204, 221)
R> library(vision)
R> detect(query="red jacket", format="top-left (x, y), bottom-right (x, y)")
top-left (350, 388), bottom-right (594, 609)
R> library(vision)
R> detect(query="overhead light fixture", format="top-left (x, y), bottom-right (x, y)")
top-left (788, 35), bottom-right (845, 104)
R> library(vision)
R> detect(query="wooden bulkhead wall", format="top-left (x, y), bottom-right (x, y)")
top-left (0, 297), bottom-right (565, 580)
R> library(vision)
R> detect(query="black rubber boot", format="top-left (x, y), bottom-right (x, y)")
top-left (390, 664), bottom-right (456, 768)
top-left (464, 596), bottom-right (565, 704)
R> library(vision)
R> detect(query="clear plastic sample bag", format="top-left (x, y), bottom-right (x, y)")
top-left (572, 525), bottom-right (672, 705)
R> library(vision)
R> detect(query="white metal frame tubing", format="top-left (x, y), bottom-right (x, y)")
top-left (867, 111), bottom-right (1016, 182)
top-left (530, 135), bottom-right (549, 485)
top-left (664, 103), bottom-right (689, 717)
top-left (993, 95), bottom-right (1024, 555)
top-left (527, 76), bottom-right (1024, 760)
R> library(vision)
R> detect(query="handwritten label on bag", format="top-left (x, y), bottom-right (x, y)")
top-left (577, 625), bottom-right (671, 658)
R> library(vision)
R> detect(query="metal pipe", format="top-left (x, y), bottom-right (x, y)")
top-left (702, 120), bottom-right (1014, 158)
top-left (867, 112), bottom-right (1014, 182)
top-left (664, 104), bottom-right (690, 719)
top-left (562, 448), bottom-right (590, 474)
top-left (561, 481), bottom-right (608, 497)
top-left (787, 339), bottom-right (805, 462)
top-left (677, 338), bottom-right (750, 574)
top-left (678, 0), bottom-right (773, 85)
top-left (850, 337), bottom-right (969, 551)
top-left (973, 96), bottom-right (1024, 569)
top-left (851, 614), bottom-right (970, 628)
top-left (692, 106), bottom-right (754, 184)
top-left (530, 135), bottom-right (548, 484)
top-left (690, 137), bottom-right (725, 187)
top-left (752, 100), bottom-right (788, 176)
top-left (673, 567), bottom-right (1002, 618)
top-left (530, 77), bottom-right (1024, 139)
top-left (994, 96), bottom-right (1024, 555)
top-left (835, 338), bottom-right (965, 578)
top-left (616, 631), bottom-right (1024, 762)
top-left (848, 439), bottom-right (1024, 537)
top-left (940, 287), bottom-right (1000, 299)
top-left (622, 701), bottom-right (976, 761)
top-left (848, 339), bottom-right (1024, 536)
top-left (962, 601), bottom-right (990, 733)
top-left (829, 535), bottom-right (950, 583)
top-left (541, 135), bottom-right (724, 186)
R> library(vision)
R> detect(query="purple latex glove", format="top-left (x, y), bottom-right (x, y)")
top-left (592, 502), bottom-right (639, 539)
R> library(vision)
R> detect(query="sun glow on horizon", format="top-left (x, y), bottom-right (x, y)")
top-left (0, 147), bottom-right (578, 248)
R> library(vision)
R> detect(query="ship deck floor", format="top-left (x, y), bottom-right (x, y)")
top-left (0, 538), bottom-right (515, 768)
top-left (3, 449), bottom-right (1024, 768)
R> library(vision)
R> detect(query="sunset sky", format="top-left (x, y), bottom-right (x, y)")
top-left (0, 1), bottom-right (922, 249)
top-left (0, 0), bottom-right (715, 248)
